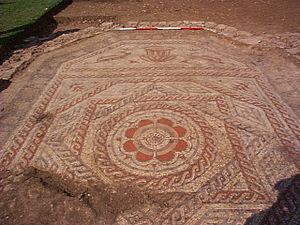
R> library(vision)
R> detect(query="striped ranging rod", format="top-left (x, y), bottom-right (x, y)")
top-left (114, 27), bottom-right (213, 31)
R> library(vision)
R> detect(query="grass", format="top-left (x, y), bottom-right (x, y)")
top-left (0, 0), bottom-right (64, 45)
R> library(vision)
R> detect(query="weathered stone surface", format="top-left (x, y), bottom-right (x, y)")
top-left (238, 36), bottom-right (262, 45)
top-left (204, 21), bottom-right (217, 28)
top-left (286, 47), bottom-right (300, 55)
top-left (237, 30), bottom-right (253, 38)
top-left (221, 26), bottom-right (238, 37)
top-left (215, 24), bottom-right (227, 31)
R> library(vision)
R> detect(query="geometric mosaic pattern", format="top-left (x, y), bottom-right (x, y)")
top-left (1, 32), bottom-right (299, 224)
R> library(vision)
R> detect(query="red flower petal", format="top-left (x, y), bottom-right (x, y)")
top-left (157, 151), bottom-right (175, 162)
top-left (123, 140), bottom-right (137, 152)
top-left (136, 152), bottom-right (153, 162)
top-left (174, 140), bottom-right (187, 151)
top-left (138, 119), bottom-right (153, 127)
top-left (157, 118), bottom-right (173, 126)
top-left (173, 126), bottom-right (187, 137)
top-left (125, 128), bottom-right (137, 138)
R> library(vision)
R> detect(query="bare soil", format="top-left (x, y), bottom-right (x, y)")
top-left (0, 168), bottom-right (177, 225)
top-left (54, 0), bottom-right (300, 34)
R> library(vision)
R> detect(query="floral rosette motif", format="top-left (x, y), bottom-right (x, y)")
top-left (122, 117), bottom-right (188, 162)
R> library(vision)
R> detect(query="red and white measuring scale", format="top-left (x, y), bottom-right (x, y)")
top-left (114, 27), bottom-right (211, 31)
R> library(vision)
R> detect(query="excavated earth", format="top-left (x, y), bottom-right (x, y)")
top-left (0, 19), bottom-right (300, 225)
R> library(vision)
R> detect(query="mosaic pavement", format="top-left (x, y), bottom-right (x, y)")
top-left (1, 31), bottom-right (300, 224)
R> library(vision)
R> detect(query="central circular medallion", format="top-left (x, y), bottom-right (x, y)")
top-left (138, 127), bottom-right (171, 151)
top-left (106, 110), bottom-right (204, 177)
top-left (123, 117), bottom-right (187, 162)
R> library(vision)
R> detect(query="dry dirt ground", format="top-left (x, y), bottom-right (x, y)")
top-left (0, 1), bottom-right (300, 225)
top-left (54, 0), bottom-right (300, 34)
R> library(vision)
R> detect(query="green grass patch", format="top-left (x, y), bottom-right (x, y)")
top-left (0, 0), bottom-right (63, 45)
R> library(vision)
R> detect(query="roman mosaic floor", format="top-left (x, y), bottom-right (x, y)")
top-left (1, 30), bottom-right (300, 224)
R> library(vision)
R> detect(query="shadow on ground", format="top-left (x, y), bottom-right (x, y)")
top-left (0, 0), bottom-right (72, 59)
top-left (0, 28), bottom-right (79, 92)
top-left (245, 174), bottom-right (300, 225)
